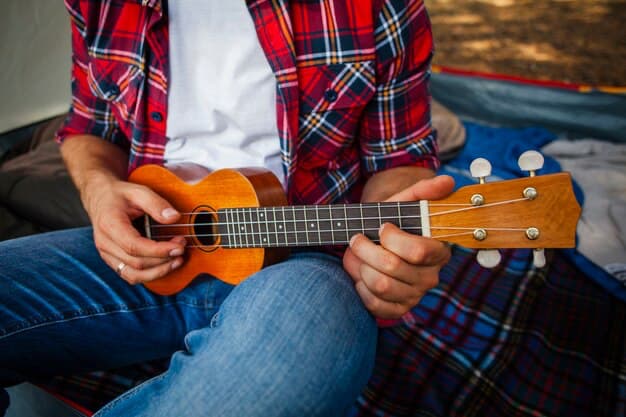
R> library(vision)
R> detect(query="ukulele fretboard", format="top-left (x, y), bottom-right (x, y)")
top-left (217, 202), bottom-right (425, 248)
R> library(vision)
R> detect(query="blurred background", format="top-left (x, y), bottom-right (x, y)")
top-left (1, 0), bottom-right (625, 135)
top-left (0, 0), bottom-right (70, 135)
top-left (426, 0), bottom-right (626, 86)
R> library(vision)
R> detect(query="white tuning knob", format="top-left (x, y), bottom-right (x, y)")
top-left (476, 250), bottom-right (502, 268)
top-left (470, 158), bottom-right (492, 183)
top-left (518, 150), bottom-right (544, 176)
top-left (533, 249), bottom-right (546, 268)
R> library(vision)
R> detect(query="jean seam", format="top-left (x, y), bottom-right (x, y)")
top-left (0, 302), bottom-right (207, 341)
top-left (94, 371), bottom-right (170, 416)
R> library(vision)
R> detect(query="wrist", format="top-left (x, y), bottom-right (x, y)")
top-left (79, 170), bottom-right (122, 216)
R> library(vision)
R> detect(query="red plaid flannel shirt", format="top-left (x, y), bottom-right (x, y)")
top-left (57, 0), bottom-right (439, 205)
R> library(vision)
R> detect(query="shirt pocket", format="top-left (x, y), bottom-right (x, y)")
top-left (297, 61), bottom-right (376, 170)
top-left (87, 58), bottom-right (144, 123)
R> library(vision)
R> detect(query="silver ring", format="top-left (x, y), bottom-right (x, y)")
top-left (116, 262), bottom-right (127, 275)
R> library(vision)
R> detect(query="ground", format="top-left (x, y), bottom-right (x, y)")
top-left (426, 0), bottom-right (626, 86)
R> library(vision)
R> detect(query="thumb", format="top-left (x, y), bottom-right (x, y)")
top-left (124, 184), bottom-right (181, 224)
top-left (385, 175), bottom-right (455, 202)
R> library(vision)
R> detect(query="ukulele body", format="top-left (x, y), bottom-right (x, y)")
top-left (129, 164), bottom-right (289, 295)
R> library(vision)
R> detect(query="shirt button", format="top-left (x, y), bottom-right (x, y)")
top-left (108, 85), bottom-right (120, 98)
top-left (324, 89), bottom-right (338, 102)
top-left (151, 111), bottom-right (163, 122)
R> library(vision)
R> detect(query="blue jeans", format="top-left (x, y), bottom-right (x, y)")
top-left (0, 227), bottom-right (377, 416)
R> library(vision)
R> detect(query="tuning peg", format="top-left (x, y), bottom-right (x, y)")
top-left (532, 249), bottom-right (546, 268)
top-left (470, 158), bottom-right (492, 184)
top-left (476, 249), bottom-right (501, 268)
top-left (518, 150), bottom-right (544, 177)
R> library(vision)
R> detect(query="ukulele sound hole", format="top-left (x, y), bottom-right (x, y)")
top-left (191, 207), bottom-right (219, 251)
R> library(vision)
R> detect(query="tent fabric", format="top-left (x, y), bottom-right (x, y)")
top-left (431, 70), bottom-right (626, 143)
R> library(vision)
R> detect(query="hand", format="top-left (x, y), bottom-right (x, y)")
top-left (343, 175), bottom-right (454, 319)
top-left (83, 175), bottom-right (187, 285)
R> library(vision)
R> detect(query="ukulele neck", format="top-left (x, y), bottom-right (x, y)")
top-left (217, 201), bottom-right (428, 248)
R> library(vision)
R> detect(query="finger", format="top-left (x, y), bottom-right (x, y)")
top-left (120, 257), bottom-right (184, 285)
top-left (348, 233), bottom-right (417, 284)
top-left (379, 223), bottom-right (451, 268)
top-left (122, 184), bottom-right (181, 225)
top-left (99, 242), bottom-right (175, 271)
top-left (354, 281), bottom-right (410, 320)
top-left (99, 211), bottom-right (185, 259)
top-left (385, 175), bottom-right (455, 203)
top-left (102, 252), bottom-right (184, 285)
top-left (342, 247), bottom-right (364, 284)
top-left (358, 262), bottom-right (421, 304)
top-left (104, 234), bottom-right (187, 270)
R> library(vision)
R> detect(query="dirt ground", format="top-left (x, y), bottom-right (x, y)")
top-left (426, 0), bottom-right (626, 86)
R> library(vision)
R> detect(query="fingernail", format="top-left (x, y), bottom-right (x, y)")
top-left (171, 258), bottom-right (183, 270)
top-left (169, 247), bottom-right (184, 257)
top-left (349, 234), bottom-right (358, 247)
top-left (162, 208), bottom-right (178, 219)
top-left (379, 223), bottom-right (386, 235)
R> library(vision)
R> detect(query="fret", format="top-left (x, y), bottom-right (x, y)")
top-left (379, 203), bottom-right (402, 231)
top-left (346, 204), bottom-right (363, 241)
top-left (341, 204), bottom-right (350, 243)
top-left (247, 208), bottom-right (258, 247)
top-left (225, 210), bottom-right (237, 247)
top-left (218, 210), bottom-right (230, 248)
top-left (303, 207), bottom-right (311, 245)
top-left (260, 208), bottom-right (272, 247)
top-left (359, 205), bottom-right (365, 236)
top-left (294, 206), bottom-right (308, 246)
top-left (328, 205), bottom-right (335, 244)
top-left (234, 209), bottom-right (241, 247)
top-left (293, 206), bottom-right (309, 246)
top-left (274, 206), bottom-right (286, 246)
top-left (399, 203), bottom-right (422, 236)
top-left (317, 206), bottom-right (333, 245)
top-left (229, 209), bottom-right (234, 248)
top-left (230, 209), bottom-right (237, 248)
top-left (314, 206), bottom-right (322, 244)
top-left (240, 209), bottom-right (249, 248)
top-left (361, 204), bottom-right (381, 241)
top-left (235, 209), bottom-right (240, 248)
top-left (221, 210), bottom-right (228, 248)
top-left (396, 202), bottom-right (404, 231)
top-left (253, 208), bottom-right (262, 247)
top-left (284, 206), bottom-right (296, 246)
top-left (270, 207), bottom-right (278, 247)
top-left (258, 208), bottom-right (267, 247)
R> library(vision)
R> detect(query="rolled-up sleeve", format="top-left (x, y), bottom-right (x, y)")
top-left (55, 0), bottom-right (129, 149)
top-left (359, 0), bottom-right (439, 176)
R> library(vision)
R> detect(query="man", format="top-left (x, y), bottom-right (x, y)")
top-left (0, 0), bottom-right (452, 415)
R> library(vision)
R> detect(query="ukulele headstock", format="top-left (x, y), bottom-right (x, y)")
top-left (429, 151), bottom-right (581, 267)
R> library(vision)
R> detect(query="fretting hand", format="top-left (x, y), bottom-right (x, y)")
top-left (343, 175), bottom-right (454, 320)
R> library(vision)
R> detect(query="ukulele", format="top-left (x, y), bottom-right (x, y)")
top-left (129, 151), bottom-right (581, 295)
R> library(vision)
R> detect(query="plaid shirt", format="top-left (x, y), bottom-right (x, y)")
top-left (57, 0), bottom-right (439, 205)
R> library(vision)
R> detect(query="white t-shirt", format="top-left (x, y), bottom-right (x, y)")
top-left (164, 0), bottom-right (284, 184)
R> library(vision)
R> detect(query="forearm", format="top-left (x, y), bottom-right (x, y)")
top-left (60, 135), bottom-right (129, 211)
top-left (361, 166), bottom-right (436, 203)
